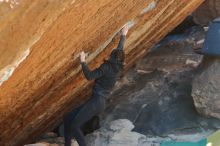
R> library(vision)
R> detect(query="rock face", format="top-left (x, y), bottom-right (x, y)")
top-left (193, 0), bottom-right (220, 25)
top-left (0, 0), bottom-right (204, 145)
top-left (192, 57), bottom-right (220, 119)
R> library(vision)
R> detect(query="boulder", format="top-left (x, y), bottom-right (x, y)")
top-left (0, 0), bottom-right (204, 145)
top-left (192, 57), bottom-right (220, 119)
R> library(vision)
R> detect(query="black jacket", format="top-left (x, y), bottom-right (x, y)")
top-left (81, 35), bottom-right (126, 97)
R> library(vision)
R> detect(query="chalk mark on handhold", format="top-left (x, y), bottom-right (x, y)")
top-left (140, 0), bottom-right (159, 15)
top-left (0, 0), bottom-right (20, 9)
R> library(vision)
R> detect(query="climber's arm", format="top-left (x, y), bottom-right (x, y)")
top-left (81, 62), bottom-right (105, 80)
top-left (116, 35), bottom-right (126, 50)
top-left (80, 51), bottom-right (106, 80)
top-left (116, 25), bottom-right (128, 50)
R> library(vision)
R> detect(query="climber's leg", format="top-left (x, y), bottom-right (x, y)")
top-left (71, 95), bottom-right (105, 146)
top-left (63, 105), bottom-right (84, 146)
top-left (64, 115), bottom-right (72, 146)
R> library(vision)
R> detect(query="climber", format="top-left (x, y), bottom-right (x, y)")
top-left (63, 24), bottom-right (129, 146)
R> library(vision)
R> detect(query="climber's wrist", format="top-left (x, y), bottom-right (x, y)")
top-left (80, 60), bottom-right (86, 63)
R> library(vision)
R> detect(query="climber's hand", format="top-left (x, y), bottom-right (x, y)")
top-left (121, 24), bottom-right (129, 36)
top-left (80, 51), bottom-right (86, 62)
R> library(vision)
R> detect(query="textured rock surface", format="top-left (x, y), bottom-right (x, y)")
top-left (0, 0), bottom-right (204, 145)
top-left (193, 0), bottom-right (220, 25)
top-left (192, 57), bottom-right (220, 119)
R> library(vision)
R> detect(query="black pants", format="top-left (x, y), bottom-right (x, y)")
top-left (63, 94), bottom-right (105, 146)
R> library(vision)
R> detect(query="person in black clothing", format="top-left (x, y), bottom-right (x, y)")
top-left (63, 25), bottom-right (129, 146)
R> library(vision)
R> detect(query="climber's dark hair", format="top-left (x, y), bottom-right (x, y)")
top-left (106, 49), bottom-right (125, 72)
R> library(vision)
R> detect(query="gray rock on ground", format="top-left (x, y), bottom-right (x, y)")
top-left (85, 119), bottom-right (213, 146)
top-left (192, 57), bottom-right (220, 119)
top-left (86, 119), bottom-right (157, 146)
